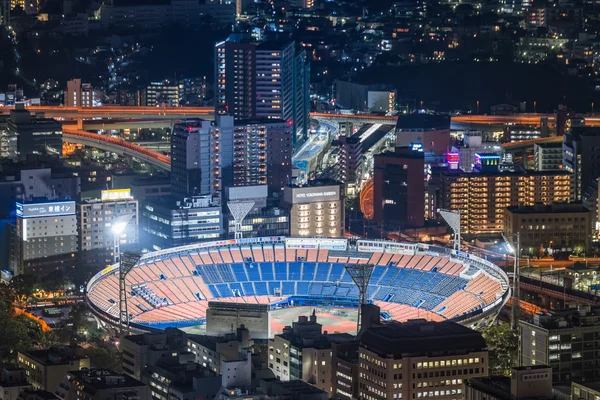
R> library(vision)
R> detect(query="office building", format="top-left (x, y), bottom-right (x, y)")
top-left (504, 203), bottom-right (592, 253)
top-left (282, 180), bottom-right (344, 237)
top-left (15, 390), bottom-right (57, 400)
top-left (77, 189), bottom-right (138, 268)
top-left (171, 117), bottom-right (233, 202)
top-left (55, 369), bottom-right (149, 400)
top-left (111, 174), bottom-right (171, 203)
top-left (519, 309), bottom-right (600, 383)
top-left (534, 143), bottom-right (563, 171)
top-left (141, 195), bottom-right (222, 251)
top-left (335, 81), bottom-right (396, 113)
top-left (9, 200), bottom-right (78, 276)
top-left (331, 341), bottom-right (359, 400)
top-left (141, 81), bottom-right (179, 107)
top-left (215, 35), bottom-right (310, 147)
top-left (573, 381), bottom-right (600, 400)
top-left (6, 105), bottom-right (62, 161)
top-left (464, 366), bottom-right (553, 400)
top-left (269, 313), bottom-right (354, 396)
top-left (17, 346), bottom-right (90, 392)
top-left (505, 125), bottom-right (546, 142)
top-left (0, 167), bottom-right (80, 219)
top-left (0, 367), bottom-right (32, 400)
top-left (395, 114), bottom-right (450, 155)
top-left (440, 170), bottom-right (573, 234)
top-left (65, 79), bottom-right (101, 107)
top-left (225, 186), bottom-right (289, 238)
top-left (358, 319), bottom-right (488, 400)
top-left (563, 126), bottom-right (600, 200)
top-left (454, 131), bottom-right (504, 172)
top-left (373, 147), bottom-right (425, 227)
top-left (233, 119), bottom-right (292, 195)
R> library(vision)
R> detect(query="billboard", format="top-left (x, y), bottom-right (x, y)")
top-left (16, 201), bottom-right (75, 218)
top-left (101, 189), bottom-right (132, 201)
top-left (285, 238), bottom-right (347, 250)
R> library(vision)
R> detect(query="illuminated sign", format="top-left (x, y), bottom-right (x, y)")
top-left (16, 201), bottom-right (75, 218)
top-left (446, 152), bottom-right (459, 164)
top-left (101, 189), bottom-right (132, 201)
top-left (410, 143), bottom-right (424, 152)
top-left (285, 238), bottom-right (347, 250)
top-left (290, 186), bottom-right (340, 204)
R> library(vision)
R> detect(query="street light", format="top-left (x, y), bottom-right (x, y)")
top-left (111, 214), bottom-right (133, 264)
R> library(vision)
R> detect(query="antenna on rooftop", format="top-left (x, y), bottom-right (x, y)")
top-left (227, 201), bottom-right (255, 240)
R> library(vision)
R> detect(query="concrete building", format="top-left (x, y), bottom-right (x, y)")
top-left (454, 131), bottom-right (504, 172)
top-left (141, 81), bottom-right (179, 107)
top-left (215, 35), bottom-right (310, 148)
top-left (533, 142), bottom-right (563, 171)
top-left (358, 319), bottom-right (488, 400)
top-left (338, 135), bottom-right (362, 184)
top-left (17, 346), bottom-right (90, 392)
top-left (331, 341), bottom-right (359, 400)
top-left (395, 114), bottom-right (450, 155)
top-left (65, 79), bottom-right (101, 107)
top-left (464, 365), bottom-right (553, 400)
top-left (440, 170), bottom-right (573, 235)
top-left (505, 125), bottom-right (546, 142)
top-left (519, 309), bottom-right (600, 383)
top-left (282, 180), bottom-right (344, 238)
top-left (171, 117), bottom-right (233, 202)
top-left (111, 174), bottom-right (171, 203)
top-left (504, 203), bottom-right (592, 253)
top-left (563, 126), bottom-right (600, 200)
top-left (335, 81), bottom-right (396, 113)
top-left (6, 105), bottom-right (62, 161)
top-left (233, 119), bottom-right (292, 196)
top-left (188, 326), bottom-right (252, 374)
top-left (269, 313), bottom-right (354, 396)
top-left (121, 328), bottom-right (191, 381)
top-left (141, 195), bottom-right (223, 250)
top-left (373, 146), bottom-right (425, 227)
top-left (573, 381), bottom-right (600, 400)
top-left (15, 390), bottom-right (57, 400)
top-left (77, 189), bottom-right (139, 268)
top-left (55, 369), bottom-right (149, 400)
top-left (9, 200), bottom-right (78, 276)
top-left (0, 367), bottom-right (32, 400)
top-left (143, 362), bottom-right (221, 400)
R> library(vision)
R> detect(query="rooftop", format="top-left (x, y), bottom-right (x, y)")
top-left (506, 202), bottom-right (590, 214)
top-left (360, 319), bottom-right (487, 356)
top-left (395, 114), bottom-right (450, 131)
top-left (68, 369), bottom-right (146, 390)
top-left (19, 346), bottom-right (87, 366)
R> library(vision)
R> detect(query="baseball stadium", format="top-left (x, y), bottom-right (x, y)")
top-left (86, 237), bottom-right (510, 334)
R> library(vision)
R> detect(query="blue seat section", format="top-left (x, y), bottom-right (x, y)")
top-left (275, 263), bottom-right (287, 280)
top-left (260, 263), bottom-right (274, 281)
top-left (315, 263), bottom-right (330, 281)
top-left (246, 263), bottom-right (261, 281)
top-left (288, 262), bottom-right (302, 280)
top-left (242, 282), bottom-right (255, 296)
top-left (231, 263), bottom-right (248, 282)
top-left (255, 282), bottom-right (268, 296)
top-left (195, 260), bottom-right (470, 311)
top-left (302, 263), bottom-right (315, 281)
top-left (329, 264), bottom-right (344, 281)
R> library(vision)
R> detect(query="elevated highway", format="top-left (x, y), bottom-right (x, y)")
top-left (63, 129), bottom-right (170, 170)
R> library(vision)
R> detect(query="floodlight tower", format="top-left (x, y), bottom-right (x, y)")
top-left (227, 201), bottom-right (255, 239)
top-left (345, 263), bottom-right (374, 335)
top-left (111, 213), bottom-right (134, 264)
top-left (502, 232), bottom-right (521, 330)
top-left (438, 209), bottom-right (461, 251)
top-left (119, 251), bottom-right (141, 337)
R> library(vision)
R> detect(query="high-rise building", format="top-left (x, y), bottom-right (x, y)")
top-left (141, 81), bottom-right (179, 107)
top-left (10, 200), bottom-right (78, 276)
top-left (563, 127), bottom-right (600, 200)
top-left (358, 319), bottom-right (488, 400)
top-left (282, 180), bottom-right (344, 237)
top-left (373, 147), bottom-right (425, 227)
top-left (215, 35), bottom-right (310, 148)
top-left (171, 117), bottom-right (233, 202)
top-left (533, 143), bottom-right (563, 171)
top-left (338, 135), bottom-right (362, 184)
top-left (6, 105), bottom-right (62, 161)
top-left (65, 79), bottom-right (101, 107)
top-left (77, 189), bottom-right (138, 268)
top-left (441, 170), bottom-right (573, 234)
top-left (519, 309), bottom-right (600, 383)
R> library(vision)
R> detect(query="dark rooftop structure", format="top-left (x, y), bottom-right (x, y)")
top-left (19, 346), bottom-right (87, 366)
top-left (506, 202), bottom-right (590, 214)
top-left (360, 319), bottom-right (487, 356)
top-left (395, 114), bottom-right (450, 131)
top-left (66, 369), bottom-right (146, 390)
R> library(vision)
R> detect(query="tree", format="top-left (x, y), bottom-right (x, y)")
top-left (10, 274), bottom-right (38, 303)
top-left (41, 270), bottom-right (65, 294)
top-left (481, 323), bottom-right (518, 376)
top-left (84, 347), bottom-right (123, 372)
top-left (0, 309), bottom-right (33, 361)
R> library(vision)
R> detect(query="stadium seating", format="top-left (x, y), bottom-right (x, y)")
top-left (86, 241), bottom-right (506, 327)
